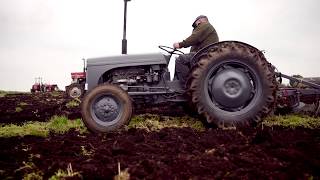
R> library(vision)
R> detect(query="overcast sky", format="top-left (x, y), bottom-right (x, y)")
top-left (0, 0), bottom-right (319, 91)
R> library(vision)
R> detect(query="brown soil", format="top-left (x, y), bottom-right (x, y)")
top-left (0, 127), bottom-right (319, 179)
top-left (0, 92), bottom-right (80, 124)
top-left (0, 92), bottom-right (186, 124)
top-left (0, 93), bottom-right (319, 179)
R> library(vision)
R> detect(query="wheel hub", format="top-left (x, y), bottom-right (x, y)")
top-left (93, 96), bottom-right (120, 122)
top-left (70, 87), bottom-right (81, 98)
top-left (210, 68), bottom-right (252, 109)
top-left (225, 79), bottom-right (241, 95)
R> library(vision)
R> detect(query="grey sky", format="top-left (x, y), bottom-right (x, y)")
top-left (0, 0), bottom-right (319, 91)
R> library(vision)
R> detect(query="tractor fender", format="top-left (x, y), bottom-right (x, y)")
top-left (191, 41), bottom-right (263, 67)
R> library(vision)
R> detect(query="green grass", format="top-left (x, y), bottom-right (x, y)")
top-left (1, 113), bottom-right (319, 138)
top-left (0, 90), bottom-right (27, 97)
top-left (114, 162), bottom-right (130, 180)
top-left (0, 116), bottom-right (87, 138)
top-left (0, 122), bottom-right (48, 137)
top-left (127, 114), bottom-right (205, 132)
top-left (17, 161), bottom-right (83, 180)
top-left (0, 90), bottom-right (7, 97)
top-left (128, 114), bottom-right (320, 131)
top-left (49, 163), bottom-right (82, 180)
top-left (19, 162), bottom-right (82, 180)
top-left (50, 91), bottom-right (61, 97)
top-left (66, 99), bottom-right (80, 108)
top-left (263, 114), bottom-right (320, 129)
top-left (47, 116), bottom-right (87, 134)
top-left (15, 107), bottom-right (23, 113)
top-left (19, 102), bottom-right (28, 106)
top-left (16, 161), bottom-right (43, 180)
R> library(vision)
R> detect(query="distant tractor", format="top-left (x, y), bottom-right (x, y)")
top-left (65, 59), bottom-right (86, 98)
top-left (31, 77), bottom-right (59, 93)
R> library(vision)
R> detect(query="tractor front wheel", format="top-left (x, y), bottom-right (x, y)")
top-left (81, 84), bottom-right (133, 133)
top-left (67, 83), bottom-right (84, 99)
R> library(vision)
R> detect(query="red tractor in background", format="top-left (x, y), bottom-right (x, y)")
top-left (65, 59), bottom-right (86, 98)
top-left (31, 77), bottom-right (59, 93)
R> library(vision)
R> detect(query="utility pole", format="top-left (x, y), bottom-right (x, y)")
top-left (122, 0), bottom-right (131, 54)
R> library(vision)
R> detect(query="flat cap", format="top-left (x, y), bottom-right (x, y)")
top-left (192, 15), bottom-right (208, 28)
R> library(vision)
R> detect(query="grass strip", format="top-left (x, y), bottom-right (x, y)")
top-left (1, 114), bottom-right (319, 138)
top-left (127, 114), bottom-right (205, 132)
top-left (263, 114), bottom-right (320, 129)
top-left (0, 116), bottom-right (87, 138)
top-left (0, 90), bottom-right (7, 97)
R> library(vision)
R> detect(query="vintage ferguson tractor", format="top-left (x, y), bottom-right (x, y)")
top-left (80, 42), bottom-right (320, 133)
top-left (80, 1), bottom-right (320, 133)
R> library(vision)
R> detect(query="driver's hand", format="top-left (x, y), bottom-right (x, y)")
top-left (173, 43), bottom-right (181, 49)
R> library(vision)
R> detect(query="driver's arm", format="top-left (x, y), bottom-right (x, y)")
top-left (179, 23), bottom-right (209, 48)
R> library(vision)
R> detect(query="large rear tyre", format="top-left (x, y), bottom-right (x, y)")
top-left (81, 84), bottom-right (133, 133)
top-left (189, 41), bottom-right (277, 128)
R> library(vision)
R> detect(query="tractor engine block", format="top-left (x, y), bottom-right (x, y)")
top-left (110, 66), bottom-right (160, 85)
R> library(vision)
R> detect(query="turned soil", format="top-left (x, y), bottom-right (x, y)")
top-left (0, 92), bottom-right (186, 124)
top-left (0, 92), bottom-right (319, 179)
top-left (0, 92), bottom-right (80, 124)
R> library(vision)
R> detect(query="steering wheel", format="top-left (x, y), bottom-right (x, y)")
top-left (159, 45), bottom-right (184, 56)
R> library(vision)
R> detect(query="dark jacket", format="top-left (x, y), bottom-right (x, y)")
top-left (179, 22), bottom-right (219, 53)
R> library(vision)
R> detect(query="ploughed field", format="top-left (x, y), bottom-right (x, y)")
top-left (0, 92), bottom-right (319, 179)
top-left (0, 92), bottom-right (81, 124)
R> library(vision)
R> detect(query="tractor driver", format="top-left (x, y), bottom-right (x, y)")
top-left (173, 15), bottom-right (219, 88)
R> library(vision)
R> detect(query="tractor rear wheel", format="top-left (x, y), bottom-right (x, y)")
top-left (188, 41), bottom-right (277, 128)
top-left (81, 84), bottom-right (133, 133)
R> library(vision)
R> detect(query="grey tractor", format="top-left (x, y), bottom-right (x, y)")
top-left (81, 41), bottom-right (278, 133)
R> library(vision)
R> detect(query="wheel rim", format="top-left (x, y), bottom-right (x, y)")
top-left (90, 93), bottom-right (122, 126)
top-left (205, 60), bottom-right (261, 113)
top-left (70, 87), bottom-right (82, 98)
